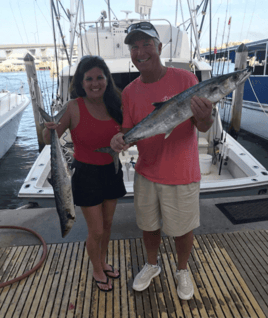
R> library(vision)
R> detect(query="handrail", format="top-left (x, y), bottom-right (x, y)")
top-left (79, 18), bottom-right (174, 61)
top-left (0, 81), bottom-right (26, 110)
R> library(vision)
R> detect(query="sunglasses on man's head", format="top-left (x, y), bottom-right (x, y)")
top-left (126, 22), bottom-right (159, 37)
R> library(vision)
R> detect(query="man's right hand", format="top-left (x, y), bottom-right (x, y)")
top-left (110, 132), bottom-right (130, 153)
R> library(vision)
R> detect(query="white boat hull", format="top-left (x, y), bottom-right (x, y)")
top-left (18, 128), bottom-right (268, 207)
top-left (0, 92), bottom-right (30, 159)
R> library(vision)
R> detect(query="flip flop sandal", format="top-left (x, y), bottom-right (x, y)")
top-left (93, 276), bottom-right (113, 292)
top-left (104, 264), bottom-right (120, 279)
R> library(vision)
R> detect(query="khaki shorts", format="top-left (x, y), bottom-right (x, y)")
top-left (134, 173), bottom-right (200, 237)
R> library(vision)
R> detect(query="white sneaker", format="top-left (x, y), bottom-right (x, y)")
top-left (133, 263), bottom-right (161, 291)
top-left (176, 269), bottom-right (194, 300)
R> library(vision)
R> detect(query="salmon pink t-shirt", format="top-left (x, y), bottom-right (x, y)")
top-left (71, 97), bottom-right (121, 165)
top-left (122, 67), bottom-right (201, 185)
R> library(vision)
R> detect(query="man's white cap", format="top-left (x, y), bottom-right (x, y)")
top-left (124, 22), bottom-right (160, 44)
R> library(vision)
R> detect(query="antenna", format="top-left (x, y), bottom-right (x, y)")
top-left (121, 10), bottom-right (132, 20)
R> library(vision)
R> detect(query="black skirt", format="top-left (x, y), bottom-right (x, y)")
top-left (71, 159), bottom-right (126, 207)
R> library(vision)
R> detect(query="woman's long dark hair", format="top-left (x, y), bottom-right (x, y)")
top-left (69, 55), bottom-right (123, 125)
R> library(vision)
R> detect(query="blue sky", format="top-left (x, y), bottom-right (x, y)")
top-left (1, 0), bottom-right (267, 50)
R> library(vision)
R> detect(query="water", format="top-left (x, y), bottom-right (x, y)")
top-left (0, 71), bottom-right (56, 209)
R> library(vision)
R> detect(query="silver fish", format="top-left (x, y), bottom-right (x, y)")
top-left (39, 106), bottom-right (76, 237)
top-left (97, 69), bottom-right (251, 172)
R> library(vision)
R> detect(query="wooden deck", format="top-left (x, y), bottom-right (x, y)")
top-left (0, 229), bottom-right (268, 317)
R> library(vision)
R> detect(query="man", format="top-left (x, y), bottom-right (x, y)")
top-left (111, 22), bottom-right (213, 300)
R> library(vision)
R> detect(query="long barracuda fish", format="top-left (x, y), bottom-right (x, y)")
top-left (97, 69), bottom-right (251, 172)
top-left (39, 106), bottom-right (76, 237)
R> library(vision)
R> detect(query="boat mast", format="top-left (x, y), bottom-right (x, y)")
top-left (209, 0), bottom-right (211, 65)
top-left (187, 0), bottom-right (201, 60)
top-left (178, 0), bottom-right (186, 30)
top-left (69, 0), bottom-right (81, 64)
top-left (107, 0), bottom-right (111, 32)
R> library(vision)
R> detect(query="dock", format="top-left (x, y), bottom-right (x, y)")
top-left (0, 195), bottom-right (268, 317)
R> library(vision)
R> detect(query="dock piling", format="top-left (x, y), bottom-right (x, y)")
top-left (24, 53), bottom-right (45, 152)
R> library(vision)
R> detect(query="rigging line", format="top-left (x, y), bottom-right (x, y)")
top-left (193, 0), bottom-right (209, 59)
top-left (80, 0), bottom-right (87, 56)
top-left (9, 1), bottom-right (24, 44)
top-left (81, 24), bottom-right (92, 55)
top-left (35, 0), bottom-right (53, 30)
top-left (80, 23), bottom-right (84, 57)
top-left (55, 0), bottom-right (61, 18)
top-left (246, 0), bottom-right (256, 40)
top-left (50, 0), bottom-right (60, 101)
top-left (69, 0), bottom-right (82, 63)
top-left (57, 0), bottom-right (71, 21)
top-left (51, 0), bottom-right (70, 65)
top-left (239, 0), bottom-right (248, 41)
top-left (33, 0), bottom-right (40, 43)
top-left (175, 0), bottom-right (178, 26)
top-left (248, 78), bottom-right (268, 119)
top-left (197, 0), bottom-right (208, 40)
top-left (41, 63), bottom-right (53, 110)
top-left (199, 1), bottom-right (222, 43)
top-left (221, 16), bottom-right (232, 75)
top-left (217, 0), bottom-right (228, 75)
top-left (17, 0), bottom-right (29, 43)
top-left (179, 0), bottom-right (185, 30)
top-left (212, 18), bottom-right (220, 75)
top-left (185, 0), bottom-right (203, 31)
top-left (103, 0), bottom-right (118, 20)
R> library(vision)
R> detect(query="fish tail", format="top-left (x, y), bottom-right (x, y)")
top-left (95, 147), bottom-right (120, 173)
top-left (38, 107), bottom-right (53, 122)
top-left (38, 103), bottom-right (68, 124)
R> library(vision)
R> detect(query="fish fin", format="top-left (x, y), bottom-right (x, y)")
top-left (95, 147), bottom-right (120, 174)
top-left (152, 101), bottom-right (166, 108)
top-left (164, 128), bottom-right (174, 139)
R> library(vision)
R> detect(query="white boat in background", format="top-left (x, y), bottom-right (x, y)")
top-left (202, 38), bottom-right (268, 140)
top-left (18, 0), bottom-right (268, 207)
top-left (0, 79), bottom-right (30, 159)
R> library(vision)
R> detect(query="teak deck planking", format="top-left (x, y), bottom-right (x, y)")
top-left (0, 229), bottom-right (267, 317)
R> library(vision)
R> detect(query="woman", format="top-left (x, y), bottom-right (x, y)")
top-left (43, 55), bottom-right (126, 292)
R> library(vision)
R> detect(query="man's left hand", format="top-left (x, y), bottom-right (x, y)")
top-left (190, 96), bottom-right (214, 132)
top-left (190, 96), bottom-right (212, 122)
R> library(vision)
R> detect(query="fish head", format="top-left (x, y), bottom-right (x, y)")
top-left (223, 68), bottom-right (251, 88)
top-left (202, 69), bottom-right (251, 103)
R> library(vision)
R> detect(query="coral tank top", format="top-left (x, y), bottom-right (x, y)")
top-left (70, 97), bottom-right (120, 165)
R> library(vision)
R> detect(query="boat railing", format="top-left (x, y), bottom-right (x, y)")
top-left (0, 81), bottom-right (26, 111)
top-left (79, 18), bottom-right (174, 61)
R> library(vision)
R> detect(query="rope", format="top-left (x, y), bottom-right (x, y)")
top-left (246, 0), bottom-right (256, 40)
top-left (0, 226), bottom-right (47, 288)
top-left (248, 78), bottom-right (268, 119)
top-left (17, 0), bottom-right (30, 44)
top-left (239, 0), bottom-right (248, 40)
top-left (9, 2), bottom-right (24, 44)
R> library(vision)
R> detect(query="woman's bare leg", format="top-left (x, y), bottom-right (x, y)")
top-left (81, 204), bottom-right (112, 290)
top-left (100, 199), bottom-right (119, 277)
